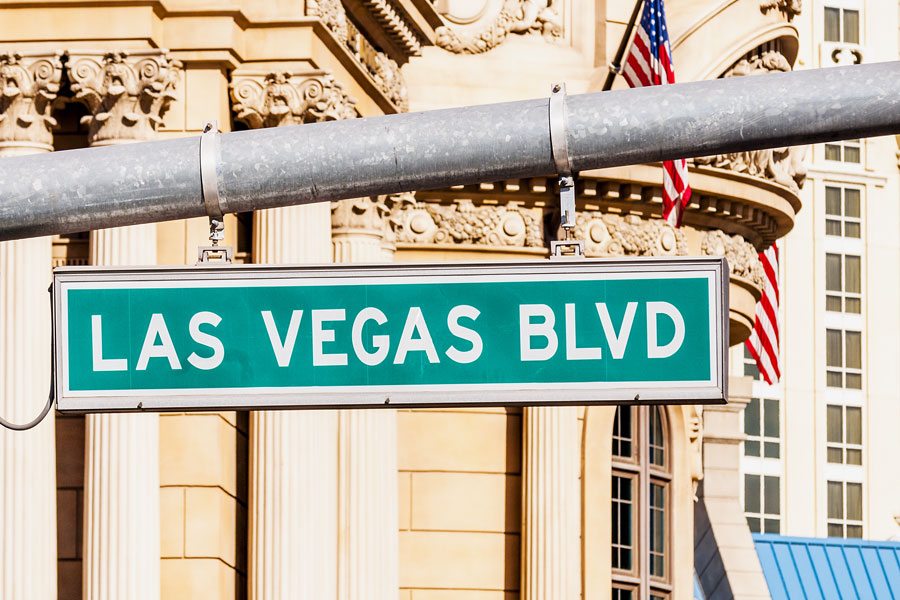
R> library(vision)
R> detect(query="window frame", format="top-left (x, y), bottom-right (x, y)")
top-left (826, 480), bottom-right (864, 538)
top-left (611, 406), bottom-right (672, 599)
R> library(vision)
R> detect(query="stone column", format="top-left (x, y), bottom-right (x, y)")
top-left (520, 406), bottom-right (580, 599)
top-left (68, 50), bottom-right (181, 600)
top-left (0, 51), bottom-right (63, 600)
top-left (332, 197), bottom-right (399, 600)
top-left (230, 70), bottom-right (357, 599)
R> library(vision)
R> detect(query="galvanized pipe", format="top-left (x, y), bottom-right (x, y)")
top-left (0, 61), bottom-right (899, 241)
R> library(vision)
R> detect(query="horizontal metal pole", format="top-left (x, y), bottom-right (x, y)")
top-left (0, 61), bottom-right (899, 241)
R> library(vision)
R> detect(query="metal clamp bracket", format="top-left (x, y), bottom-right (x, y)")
top-left (549, 82), bottom-right (576, 233)
top-left (198, 120), bottom-right (233, 264)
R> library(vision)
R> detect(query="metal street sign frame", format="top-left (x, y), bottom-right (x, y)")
top-left (52, 258), bottom-right (729, 413)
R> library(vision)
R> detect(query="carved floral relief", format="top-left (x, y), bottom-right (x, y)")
top-left (67, 51), bottom-right (182, 145)
top-left (700, 230), bottom-right (764, 288)
top-left (435, 0), bottom-right (562, 54)
top-left (230, 72), bottom-right (358, 129)
top-left (573, 212), bottom-right (688, 257)
top-left (0, 52), bottom-right (63, 147)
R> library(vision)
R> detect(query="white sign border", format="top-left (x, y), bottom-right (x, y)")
top-left (53, 257), bottom-right (729, 412)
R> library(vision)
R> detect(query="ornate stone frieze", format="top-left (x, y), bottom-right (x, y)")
top-left (700, 230), bottom-right (764, 288)
top-left (230, 71), bottom-right (358, 128)
top-left (67, 51), bottom-right (181, 145)
top-left (573, 212), bottom-right (687, 257)
top-left (309, 0), bottom-right (350, 42)
top-left (358, 0), bottom-right (423, 56)
top-left (693, 51), bottom-right (807, 192)
top-left (0, 52), bottom-right (63, 149)
top-left (332, 192), bottom-right (415, 242)
top-left (372, 54), bottom-right (409, 112)
top-left (435, 0), bottom-right (562, 54)
top-left (760, 0), bottom-right (802, 19)
top-left (389, 198), bottom-right (543, 248)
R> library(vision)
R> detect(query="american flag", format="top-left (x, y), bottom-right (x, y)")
top-left (745, 242), bottom-right (781, 385)
top-left (621, 0), bottom-right (692, 226)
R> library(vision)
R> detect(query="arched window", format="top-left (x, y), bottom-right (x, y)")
top-left (611, 406), bottom-right (672, 599)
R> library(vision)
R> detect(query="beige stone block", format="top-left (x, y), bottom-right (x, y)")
top-left (411, 472), bottom-right (520, 533)
top-left (161, 487), bottom-right (185, 558)
top-left (399, 471), bottom-right (411, 530)
top-left (58, 560), bottom-right (82, 600)
top-left (399, 530), bottom-right (518, 591)
top-left (162, 557), bottom-right (235, 600)
top-left (411, 591), bottom-right (517, 600)
top-left (57, 489), bottom-right (79, 559)
top-left (184, 68), bottom-right (230, 132)
top-left (160, 414), bottom-right (236, 496)
top-left (399, 410), bottom-right (521, 473)
top-left (184, 487), bottom-right (236, 566)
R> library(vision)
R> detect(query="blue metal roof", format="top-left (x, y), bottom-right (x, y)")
top-left (753, 534), bottom-right (900, 600)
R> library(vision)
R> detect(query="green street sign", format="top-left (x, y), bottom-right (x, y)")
top-left (53, 258), bottom-right (728, 412)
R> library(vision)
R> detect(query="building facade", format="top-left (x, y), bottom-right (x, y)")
top-left (0, 0), bottom-right (874, 599)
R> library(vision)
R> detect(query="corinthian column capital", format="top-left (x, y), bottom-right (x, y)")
top-left (230, 70), bottom-right (358, 129)
top-left (0, 51), bottom-right (63, 152)
top-left (66, 50), bottom-right (181, 145)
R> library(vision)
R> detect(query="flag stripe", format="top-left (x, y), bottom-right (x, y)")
top-left (746, 242), bottom-right (781, 384)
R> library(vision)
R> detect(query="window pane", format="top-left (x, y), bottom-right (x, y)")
top-left (826, 329), bottom-right (843, 368)
top-left (826, 253), bottom-right (842, 291)
top-left (764, 476), bottom-right (780, 515)
top-left (827, 371), bottom-right (843, 388)
top-left (764, 399), bottom-right (779, 438)
top-left (747, 516), bottom-right (761, 533)
top-left (828, 523), bottom-right (844, 537)
top-left (845, 222), bottom-right (861, 238)
top-left (847, 483), bottom-right (862, 521)
top-left (826, 295), bottom-right (843, 312)
top-left (824, 6), bottom-right (841, 41)
top-left (745, 440), bottom-right (761, 457)
top-left (845, 373), bottom-right (862, 389)
top-left (745, 474), bottom-right (761, 514)
top-left (845, 255), bottom-right (861, 294)
top-left (744, 360), bottom-right (761, 379)
top-left (764, 441), bottom-right (780, 459)
top-left (845, 331), bottom-right (862, 369)
top-left (827, 405), bottom-right (843, 443)
top-left (828, 481), bottom-right (844, 519)
top-left (745, 398), bottom-right (760, 436)
top-left (825, 144), bottom-right (842, 161)
top-left (844, 145), bottom-right (861, 163)
top-left (764, 518), bottom-right (781, 534)
top-left (649, 406), bottom-right (665, 467)
top-left (649, 483), bottom-right (665, 578)
top-left (845, 297), bottom-right (861, 314)
top-left (825, 186), bottom-right (842, 215)
top-left (846, 407), bottom-right (862, 445)
top-left (847, 449), bottom-right (863, 465)
top-left (847, 524), bottom-right (863, 538)
top-left (843, 9), bottom-right (860, 44)
top-left (844, 189), bottom-right (861, 218)
top-left (612, 407), bottom-right (633, 459)
top-left (612, 475), bottom-right (634, 570)
top-left (828, 447), bottom-right (844, 463)
top-left (613, 587), bottom-right (634, 600)
top-left (826, 220), bottom-right (842, 236)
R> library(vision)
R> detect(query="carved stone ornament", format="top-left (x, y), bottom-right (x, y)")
top-left (332, 192), bottom-right (416, 245)
top-left (572, 212), bottom-right (688, 257)
top-left (389, 198), bottom-right (543, 248)
top-left (308, 0), bottom-right (350, 42)
top-left (693, 51), bottom-right (807, 192)
top-left (372, 54), bottom-right (409, 113)
top-left (688, 405), bottom-right (703, 501)
top-left (700, 230), bottom-right (764, 288)
top-left (435, 0), bottom-right (562, 54)
top-left (231, 72), bottom-right (358, 129)
top-left (67, 51), bottom-right (182, 145)
top-left (760, 0), bottom-right (802, 19)
top-left (0, 52), bottom-right (63, 149)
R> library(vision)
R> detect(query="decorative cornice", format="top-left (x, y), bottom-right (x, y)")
top-left (67, 50), bottom-right (182, 145)
top-left (701, 230), bottom-right (764, 288)
top-left (760, 0), bottom-right (802, 20)
top-left (0, 52), bottom-right (63, 149)
top-left (573, 212), bottom-right (688, 257)
top-left (435, 0), bottom-right (562, 54)
top-left (358, 0), bottom-right (423, 56)
top-left (230, 71), bottom-right (358, 129)
top-left (389, 198), bottom-right (543, 248)
top-left (693, 50), bottom-right (807, 192)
